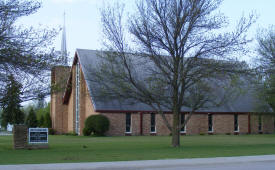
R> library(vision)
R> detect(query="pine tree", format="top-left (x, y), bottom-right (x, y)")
top-left (25, 108), bottom-right (38, 128)
top-left (0, 75), bottom-right (25, 127)
top-left (44, 112), bottom-right (52, 128)
top-left (38, 115), bottom-right (45, 127)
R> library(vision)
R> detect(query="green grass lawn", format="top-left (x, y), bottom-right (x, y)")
top-left (0, 134), bottom-right (275, 165)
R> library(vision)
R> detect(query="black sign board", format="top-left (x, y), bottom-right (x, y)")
top-left (28, 128), bottom-right (48, 144)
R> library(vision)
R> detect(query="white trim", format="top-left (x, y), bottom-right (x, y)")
top-left (180, 126), bottom-right (186, 133)
top-left (234, 126), bottom-right (240, 132)
top-left (150, 126), bottom-right (157, 133)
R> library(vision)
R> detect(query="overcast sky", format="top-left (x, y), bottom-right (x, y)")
top-left (18, 0), bottom-right (275, 64)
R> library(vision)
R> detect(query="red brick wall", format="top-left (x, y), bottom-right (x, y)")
top-left (67, 65), bottom-right (75, 133)
top-left (250, 114), bottom-right (259, 134)
top-left (249, 114), bottom-right (274, 134)
top-left (263, 115), bottom-right (274, 134)
top-left (67, 87), bottom-right (74, 132)
top-left (186, 114), bottom-right (208, 135)
top-left (213, 114), bottom-right (234, 134)
top-left (156, 114), bottom-right (172, 136)
top-left (79, 66), bottom-right (86, 135)
top-left (85, 112), bottom-right (274, 136)
top-left (50, 66), bottom-right (70, 134)
top-left (102, 113), bottom-right (125, 136)
top-left (131, 113), bottom-right (141, 135)
top-left (239, 114), bottom-right (249, 134)
top-left (142, 113), bottom-right (151, 135)
top-left (101, 113), bottom-right (141, 136)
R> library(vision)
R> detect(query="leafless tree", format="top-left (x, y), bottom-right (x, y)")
top-left (94, 0), bottom-right (255, 147)
top-left (257, 26), bottom-right (275, 75)
top-left (0, 0), bottom-right (62, 102)
top-left (255, 26), bottom-right (275, 112)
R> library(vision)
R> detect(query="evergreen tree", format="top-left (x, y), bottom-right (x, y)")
top-left (25, 108), bottom-right (38, 128)
top-left (0, 75), bottom-right (24, 127)
top-left (44, 112), bottom-right (52, 128)
top-left (38, 115), bottom-right (45, 127)
top-left (0, 109), bottom-right (2, 128)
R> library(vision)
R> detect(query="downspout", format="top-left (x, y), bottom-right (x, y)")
top-left (140, 112), bottom-right (143, 135)
top-left (248, 113), bottom-right (251, 134)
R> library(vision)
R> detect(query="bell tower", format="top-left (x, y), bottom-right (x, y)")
top-left (50, 12), bottom-right (71, 134)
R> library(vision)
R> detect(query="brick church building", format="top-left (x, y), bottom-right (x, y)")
top-left (50, 49), bottom-right (275, 136)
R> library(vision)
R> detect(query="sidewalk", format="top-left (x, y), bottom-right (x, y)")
top-left (1, 155), bottom-right (275, 170)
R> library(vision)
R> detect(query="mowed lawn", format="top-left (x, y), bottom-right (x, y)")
top-left (0, 134), bottom-right (275, 165)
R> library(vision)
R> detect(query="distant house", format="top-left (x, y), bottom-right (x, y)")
top-left (50, 49), bottom-right (275, 136)
top-left (0, 124), bottom-right (13, 132)
top-left (7, 124), bottom-right (13, 132)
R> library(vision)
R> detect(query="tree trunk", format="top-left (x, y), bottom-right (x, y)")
top-left (172, 110), bottom-right (180, 147)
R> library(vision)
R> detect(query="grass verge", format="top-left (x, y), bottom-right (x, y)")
top-left (0, 134), bottom-right (275, 164)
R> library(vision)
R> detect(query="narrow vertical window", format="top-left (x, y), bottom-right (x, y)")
top-left (125, 113), bottom-right (131, 133)
top-left (258, 115), bottom-right (262, 132)
top-left (234, 114), bottom-right (239, 132)
top-left (150, 113), bottom-right (156, 133)
top-left (180, 113), bottom-right (186, 132)
top-left (208, 114), bottom-right (213, 132)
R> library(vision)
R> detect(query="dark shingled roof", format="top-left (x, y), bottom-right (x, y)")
top-left (75, 48), bottom-right (267, 113)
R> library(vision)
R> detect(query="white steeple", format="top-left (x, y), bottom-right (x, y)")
top-left (61, 12), bottom-right (68, 65)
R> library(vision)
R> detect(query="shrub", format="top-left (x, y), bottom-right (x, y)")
top-left (65, 131), bottom-right (78, 136)
top-left (83, 127), bottom-right (91, 136)
top-left (83, 115), bottom-right (110, 136)
top-left (49, 128), bottom-right (56, 135)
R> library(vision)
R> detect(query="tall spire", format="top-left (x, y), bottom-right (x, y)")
top-left (61, 11), bottom-right (68, 65)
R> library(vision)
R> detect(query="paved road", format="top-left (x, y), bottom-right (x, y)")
top-left (1, 155), bottom-right (275, 170)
